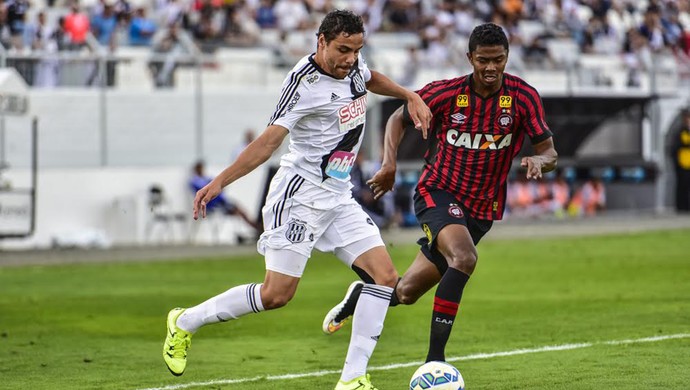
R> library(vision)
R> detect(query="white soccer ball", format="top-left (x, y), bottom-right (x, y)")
top-left (409, 361), bottom-right (465, 390)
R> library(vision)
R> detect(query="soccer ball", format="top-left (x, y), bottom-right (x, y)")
top-left (409, 361), bottom-right (465, 390)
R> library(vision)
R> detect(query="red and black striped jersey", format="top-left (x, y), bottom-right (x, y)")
top-left (404, 73), bottom-right (552, 220)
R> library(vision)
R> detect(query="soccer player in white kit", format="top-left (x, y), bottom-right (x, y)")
top-left (162, 10), bottom-right (432, 390)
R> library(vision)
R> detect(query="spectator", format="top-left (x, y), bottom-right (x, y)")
top-left (453, 1), bottom-right (475, 37)
top-left (224, 2), bottom-right (260, 46)
top-left (507, 173), bottom-right (538, 217)
top-left (671, 108), bottom-right (690, 212)
top-left (548, 171), bottom-right (571, 217)
top-left (607, 0), bottom-right (636, 41)
top-left (24, 11), bottom-right (61, 88)
top-left (273, 0), bottom-right (310, 32)
top-left (114, 0), bottom-right (132, 23)
top-left (384, 0), bottom-right (420, 31)
top-left (91, 3), bottom-right (119, 49)
top-left (52, 16), bottom-right (71, 51)
top-left (159, 0), bottom-right (186, 27)
top-left (129, 7), bottom-right (157, 46)
top-left (254, 0), bottom-right (277, 29)
top-left (23, 11), bottom-right (50, 51)
top-left (189, 160), bottom-right (261, 232)
top-left (192, 6), bottom-right (222, 47)
top-left (568, 178), bottom-right (606, 217)
top-left (64, 1), bottom-right (91, 48)
top-left (639, 5), bottom-right (668, 51)
top-left (623, 27), bottom-right (652, 87)
top-left (5, 0), bottom-right (30, 50)
top-left (149, 23), bottom-right (195, 87)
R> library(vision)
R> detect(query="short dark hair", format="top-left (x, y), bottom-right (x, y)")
top-left (468, 23), bottom-right (509, 53)
top-left (317, 10), bottom-right (365, 43)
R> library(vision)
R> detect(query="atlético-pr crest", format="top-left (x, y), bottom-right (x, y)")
top-left (448, 203), bottom-right (464, 218)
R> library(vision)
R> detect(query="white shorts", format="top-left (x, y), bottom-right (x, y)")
top-left (257, 167), bottom-right (384, 277)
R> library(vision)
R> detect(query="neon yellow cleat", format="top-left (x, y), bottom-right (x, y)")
top-left (163, 308), bottom-right (192, 376)
top-left (335, 374), bottom-right (378, 390)
top-left (322, 281), bottom-right (364, 335)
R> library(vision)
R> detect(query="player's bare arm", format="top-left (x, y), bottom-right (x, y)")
top-left (366, 70), bottom-right (431, 137)
top-left (521, 137), bottom-right (558, 180)
top-left (193, 125), bottom-right (288, 219)
top-left (367, 106), bottom-right (406, 199)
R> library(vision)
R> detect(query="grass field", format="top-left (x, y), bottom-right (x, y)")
top-left (1, 229), bottom-right (689, 389)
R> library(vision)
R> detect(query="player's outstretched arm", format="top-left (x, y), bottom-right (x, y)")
top-left (367, 106), bottom-right (406, 199)
top-left (520, 137), bottom-right (558, 180)
top-left (365, 70), bottom-right (431, 138)
top-left (193, 125), bottom-right (288, 219)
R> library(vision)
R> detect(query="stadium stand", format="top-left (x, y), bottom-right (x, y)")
top-left (1, 0), bottom-right (690, 248)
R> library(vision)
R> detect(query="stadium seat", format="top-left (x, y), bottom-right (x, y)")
top-left (144, 185), bottom-right (189, 243)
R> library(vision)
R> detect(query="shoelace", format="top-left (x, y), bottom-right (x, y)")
top-left (170, 334), bottom-right (190, 357)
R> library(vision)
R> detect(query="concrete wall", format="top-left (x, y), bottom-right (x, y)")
top-left (0, 165), bottom-right (267, 249)
top-left (3, 87), bottom-right (282, 169)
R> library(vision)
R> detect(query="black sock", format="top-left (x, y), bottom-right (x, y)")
top-left (389, 277), bottom-right (402, 307)
top-left (426, 267), bottom-right (470, 362)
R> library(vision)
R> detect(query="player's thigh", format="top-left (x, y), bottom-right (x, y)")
top-left (259, 174), bottom-right (323, 273)
top-left (436, 214), bottom-right (493, 269)
top-left (414, 189), bottom-right (471, 249)
top-left (319, 203), bottom-right (396, 285)
top-left (397, 250), bottom-right (443, 304)
top-left (436, 224), bottom-right (477, 267)
top-left (261, 264), bottom-right (302, 308)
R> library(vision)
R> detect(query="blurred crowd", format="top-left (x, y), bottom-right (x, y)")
top-left (0, 0), bottom-right (688, 82)
top-left (506, 171), bottom-right (606, 219)
top-left (351, 153), bottom-right (608, 231)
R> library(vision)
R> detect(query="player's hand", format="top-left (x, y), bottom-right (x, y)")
top-left (521, 156), bottom-right (543, 180)
top-left (406, 93), bottom-right (432, 139)
top-left (366, 164), bottom-right (396, 200)
top-left (192, 181), bottom-right (222, 219)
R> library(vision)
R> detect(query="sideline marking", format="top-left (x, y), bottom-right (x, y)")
top-left (141, 333), bottom-right (690, 390)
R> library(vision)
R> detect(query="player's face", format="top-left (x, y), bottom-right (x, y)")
top-left (317, 32), bottom-right (364, 79)
top-left (467, 45), bottom-right (508, 89)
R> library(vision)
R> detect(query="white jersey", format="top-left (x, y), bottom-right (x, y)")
top-left (268, 53), bottom-right (372, 194)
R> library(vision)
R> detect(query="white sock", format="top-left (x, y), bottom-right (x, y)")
top-left (340, 284), bottom-right (393, 382)
top-left (176, 283), bottom-right (264, 333)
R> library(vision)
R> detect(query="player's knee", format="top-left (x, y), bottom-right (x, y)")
top-left (260, 290), bottom-right (293, 310)
top-left (375, 269), bottom-right (399, 288)
top-left (448, 251), bottom-right (478, 275)
top-left (396, 283), bottom-right (421, 305)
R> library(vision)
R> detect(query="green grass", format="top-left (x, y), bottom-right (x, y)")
top-left (1, 229), bottom-right (689, 389)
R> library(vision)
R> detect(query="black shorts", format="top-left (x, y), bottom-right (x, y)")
top-left (413, 188), bottom-right (493, 275)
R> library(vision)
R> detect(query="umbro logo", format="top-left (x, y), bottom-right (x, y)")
top-left (331, 93), bottom-right (340, 101)
top-left (450, 112), bottom-right (466, 124)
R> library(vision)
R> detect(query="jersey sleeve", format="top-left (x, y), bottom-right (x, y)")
top-left (267, 75), bottom-right (313, 131)
top-left (401, 80), bottom-right (448, 128)
top-left (518, 85), bottom-right (552, 144)
top-left (360, 55), bottom-right (372, 83)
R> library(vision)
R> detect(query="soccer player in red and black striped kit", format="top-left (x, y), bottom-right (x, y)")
top-left (322, 23), bottom-right (558, 364)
